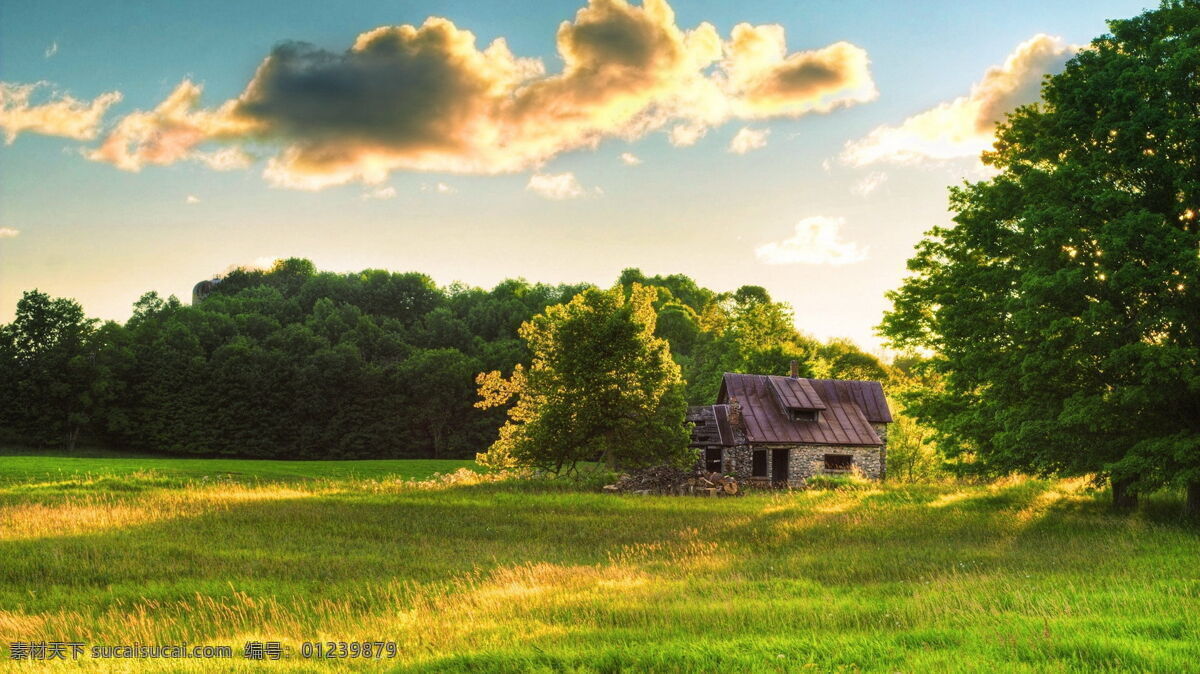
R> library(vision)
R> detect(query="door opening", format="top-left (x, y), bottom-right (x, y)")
top-left (771, 448), bottom-right (789, 482)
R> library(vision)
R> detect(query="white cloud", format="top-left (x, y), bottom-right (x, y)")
top-left (185, 194), bottom-right (200, 204)
top-left (362, 186), bottom-right (397, 200)
top-left (0, 81), bottom-right (121, 144)
top-left (194, 147), bottom-right (252, 171)
top-left (44, 42), bottom-right (58, 59)
top-left (0, 227), bottom-right (20, 238)
top-left (729, 126), bottom-right (769, 154)
top-left (841, 34), bottom-right (1076, 166)
top-left (421, 181), bottom-right (456, 194)
top-left (620, 152), bottom-right (642, 166)
top-left (526, 172), bottom-right (591, 200)
top-left (668, 121), bottom-right (708, 147)
top-left (851, 171), bottom-right (888, 196)
top-left (755, 216), bottom-right (867, 265)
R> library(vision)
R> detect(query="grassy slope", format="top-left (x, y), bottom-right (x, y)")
top-left (0, 457), bottom-right (1197, 672)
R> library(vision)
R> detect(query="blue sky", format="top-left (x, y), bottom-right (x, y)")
top-left (0, 0), bottom-right (1153, 350)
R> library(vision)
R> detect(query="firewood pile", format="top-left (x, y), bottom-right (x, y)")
top-left (603, 466), bottom-right (741, 496)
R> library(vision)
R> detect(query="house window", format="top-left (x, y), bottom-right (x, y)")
top-left (704, 447), bottom-right (722, 473)
top-left (824, 454), bottom-right (853, 471)
top-left (790, 410), bottom-right (818, 422)
top-left (752, 450), bottom-right (768, 477)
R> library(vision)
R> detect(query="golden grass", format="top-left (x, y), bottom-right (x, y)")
top-left (0, 472), bottom-right (1196, 672)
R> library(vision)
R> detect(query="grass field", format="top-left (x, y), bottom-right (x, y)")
top-left (1, 453), bottom-right (1198, 672)
top-left (0, 447), bottom-right (476, 486)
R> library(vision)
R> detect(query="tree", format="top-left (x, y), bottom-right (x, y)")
top-left (881, 1), bottom-right (1200, 514)
top-left (476, 284), bottom-right (691, 474)
top-left (0, 290), bottom-right (101, 448)
top-left (397, 348), bottom-right (487, 458)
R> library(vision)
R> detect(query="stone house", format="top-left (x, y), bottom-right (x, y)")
top-left (687, 365), bottom-right (891, 486)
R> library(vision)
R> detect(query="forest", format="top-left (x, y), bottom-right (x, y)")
top-left (0, 260), bottom-right (933, 467)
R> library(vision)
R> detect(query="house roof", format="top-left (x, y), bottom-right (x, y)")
top-left (686, 404), bottom-right (736, 446)
top-left (715, 373), bottom-right (891, 446)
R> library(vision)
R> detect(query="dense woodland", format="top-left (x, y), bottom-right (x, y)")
top-left (0, 260), bottom-right (934, 467)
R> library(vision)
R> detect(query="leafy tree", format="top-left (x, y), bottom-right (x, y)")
top-left (881, 356), bottom-right (949, 482)
top-left (881, 1), bottom-right (1200, 514)
top-left (0, 291), bottom-right (101, 448)
top-left (397, 348), bottom-right (487, 458)
top-left (476, 284), bottom-right (691, 474)
top-left (817, 338), bottom-right (889, 382)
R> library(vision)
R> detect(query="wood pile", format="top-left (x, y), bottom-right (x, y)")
top-left (603, 466), bottom-right (741, 497)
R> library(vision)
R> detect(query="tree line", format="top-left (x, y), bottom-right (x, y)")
top-left (2, 260), bottom-right (930, 464)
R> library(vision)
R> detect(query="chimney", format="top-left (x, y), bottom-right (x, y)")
top-left (789, 360), bottom-right (799, 379)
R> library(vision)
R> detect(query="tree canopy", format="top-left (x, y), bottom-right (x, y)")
top-left (880, 1), bottom-right (1200, 510)
top-left (476, 284), bottom-right (691, 473)
top-left (1, 259), bottom-right (896, 461)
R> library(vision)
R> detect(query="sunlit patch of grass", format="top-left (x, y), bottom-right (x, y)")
top-left (930, 491), bottom-right (971, 508)
top-left (0, 460), bottom-right (1196, 672)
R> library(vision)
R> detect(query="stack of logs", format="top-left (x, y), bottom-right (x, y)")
top-left (603, 467), bottom-right (740, 497)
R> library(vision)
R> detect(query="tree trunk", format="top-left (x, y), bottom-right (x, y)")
top-left (1112, 475), bottom-right (1138, 510)
top-left (1186, 481), bottom-right (1200, 520)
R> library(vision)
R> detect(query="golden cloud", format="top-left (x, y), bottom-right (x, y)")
top-left (724, 26), bottom-right (876, 118)
top-left (80, 0), bottom-right (875, 189)
top-left (841, 34), bottom-right (1075, 166)
top-left (0, 82), bottom-right (120, 143)
top-left (85, 80), bottom-right (258, 171)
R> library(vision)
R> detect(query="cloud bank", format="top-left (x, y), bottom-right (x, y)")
top-left (67, 0), bottom-right (876, 189)
top-left (841, 34), bottom-right (1075, 166)
top-left (756, 216), bottom-right (867, 265)
top-left (0, 82), bottom-right (121, 144)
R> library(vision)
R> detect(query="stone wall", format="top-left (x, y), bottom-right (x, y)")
top-left (787, 444), bottom-right (884, 483)
top-left (871, 423), bottom-right (888, 481)
top-left (723, 446), bottom-right (752, 479)
top-left (716, 421), bottom-right (889, 486)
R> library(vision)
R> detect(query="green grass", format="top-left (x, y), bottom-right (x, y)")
top-left (0, 453), bottom-right (1197, 672)
top-left (0, 447), bottom-right (476, 486)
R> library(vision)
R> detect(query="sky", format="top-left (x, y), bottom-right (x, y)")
top-left (0, 0), bottom-right (1155, 351)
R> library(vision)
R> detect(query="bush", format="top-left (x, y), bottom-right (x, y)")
top-left (805, 470), bottom-right (872, 491)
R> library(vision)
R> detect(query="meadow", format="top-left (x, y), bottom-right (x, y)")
top-left (0, 451), bottom-right (1197, 672)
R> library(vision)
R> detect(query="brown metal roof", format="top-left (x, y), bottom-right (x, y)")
top-left (686, 404), bottom-right (736, 446)
top-left (717, 373), bottom-right (890, 446)
top-left (810, 378), bottom-right (893, 424)
top-left (767, 376), bottom-right (826, 411)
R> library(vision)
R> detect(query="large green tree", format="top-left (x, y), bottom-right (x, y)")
top-left (0, 290), bottom-right (107, 448)
top-left (881, 1), bottom-right (1200, 515)
top-left (476, 284), bottom-right (691, 474)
